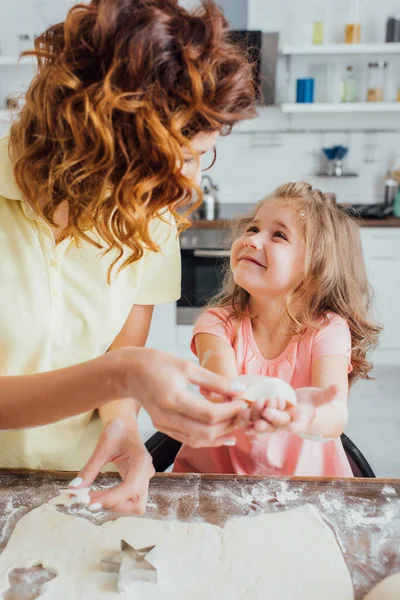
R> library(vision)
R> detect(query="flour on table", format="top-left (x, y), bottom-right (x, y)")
top-left (0, 504), bottom-right (354, 600)
top-left (49, 488), bottom-right (91, 507)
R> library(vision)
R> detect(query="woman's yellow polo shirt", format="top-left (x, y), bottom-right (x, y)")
top-left (0, 135), bottom-right (181, 470)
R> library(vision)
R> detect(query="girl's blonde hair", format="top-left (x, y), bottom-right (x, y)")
top-left (209, 181), bottom-right (381, 384)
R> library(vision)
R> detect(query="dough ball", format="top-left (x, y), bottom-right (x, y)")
top-left (364, 573), bottom-right (400, 600)
top-left (241, 376), bottom-right (297, 407)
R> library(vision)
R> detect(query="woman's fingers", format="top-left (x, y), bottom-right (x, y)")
top-left (91, 470), bottom-right (151, 513)
top-left (156, 409), bottom-right (240, 447)
top-left (170, 388), bottom-right (248, 428)
top-left (188, 365), bottom-right (246, 397)
top-left (70, 434), bottom-right (111, 489)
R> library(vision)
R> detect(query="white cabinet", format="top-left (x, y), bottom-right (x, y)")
top-left (360, 228), bottom-right (400, 363)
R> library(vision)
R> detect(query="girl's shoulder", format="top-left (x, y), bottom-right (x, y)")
top-left (304, 311), bottom-right (351, 354)
top-left (195, 305), bottom-right (242, 330)
top-left (194, 305), bottom-right (245, 343)
top-left (313, 311), bottom-right (349, 331)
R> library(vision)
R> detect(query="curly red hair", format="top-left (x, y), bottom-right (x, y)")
top-left (10, 0), bottom-right (256, 273)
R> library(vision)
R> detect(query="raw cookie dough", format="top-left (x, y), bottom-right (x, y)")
top-left (0, 504), bottom-right (353, 600)
top-left (364, 573), bottom-right (400, 600)
top-left (238, 375), bottom-right (297, 406)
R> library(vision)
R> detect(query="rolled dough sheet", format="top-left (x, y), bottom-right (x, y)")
top-left (0, 504), bottom-right (354, 600)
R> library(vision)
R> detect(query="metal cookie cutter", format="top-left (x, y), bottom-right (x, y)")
top-left (102, 540), bottom-right (157, 593)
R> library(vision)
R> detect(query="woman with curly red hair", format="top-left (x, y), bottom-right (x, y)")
top-left (0, 0), bottom-right (256, 511)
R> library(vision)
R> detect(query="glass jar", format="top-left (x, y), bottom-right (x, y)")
top-left (367, 62), bottom-right (387, 103)
top-left (345, 0), bottom-right (361, 43)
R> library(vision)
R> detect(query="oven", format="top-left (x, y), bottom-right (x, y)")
top-left (177, 229), bottom-right (230, 325)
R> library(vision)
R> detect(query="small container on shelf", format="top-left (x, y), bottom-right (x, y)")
top-left (384, 171), bottom-right (399, 207)
top-left (312, 2), bottom-right (325, 45)
top-left (386, 4), bottom-right (400, 42)
top-left (345, 0), bottom-right (361, 43)
top-left (341, 66), bottom-right (357, 102)
top-left (313, 21), bottom-right (324, 45)
top-left (394, 188), bottom-right (400, 217)
top-left (296, 78), bottom-right (315, 103)
top-left (367, 62), bottom-right (388, 102)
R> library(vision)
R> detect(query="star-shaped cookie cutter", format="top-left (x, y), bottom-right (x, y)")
top-left (102, 540), bottom-right (157, 593)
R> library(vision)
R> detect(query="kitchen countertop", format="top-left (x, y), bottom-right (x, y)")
top-left (190, 216), bottom-right (400, 229)
top-left (0, 471), bottom-right (399, 600)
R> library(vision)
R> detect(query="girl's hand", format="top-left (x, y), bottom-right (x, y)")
top-left (243, 385), bottom-right (339, 436)
top-left (70, 419), bottom-right (155, 514)
top-left (286, 385), bottom-right (339, 434)
top-left (117, 348), bottom-right (248, 448)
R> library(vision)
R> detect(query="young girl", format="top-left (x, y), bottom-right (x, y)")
top-left (174, 182), bottom-right (381, 477)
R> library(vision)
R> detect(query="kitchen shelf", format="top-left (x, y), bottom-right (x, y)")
top-left (281, 43), bottom-right (400, 56)
top-left (0, 56), bottom-right (35, 66)
top-left (281, 102), bottom-right (400, 113)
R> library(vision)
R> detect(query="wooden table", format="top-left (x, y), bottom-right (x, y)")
top-left (0, 471), bottom-right (399, 599)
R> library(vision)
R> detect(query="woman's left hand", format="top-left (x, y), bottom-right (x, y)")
top-left (69, 419), bottom-right (155, 514)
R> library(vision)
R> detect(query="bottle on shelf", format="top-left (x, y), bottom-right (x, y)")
top-left (394, 187), bottom-right (400, 217)
top-left (384, 171), bottom-right (398, 207)
top-left (345, 0), bottom-right (361, 43)
top-left (313, 21), bottom-right (324, 45)
top-left (367, 62), bottom-right (388, 103)
top-left (386, 3), bottom-right (400, 42)
top-left (341, 66), bottom-right (357, 103)
top-left (312, 2), bottom-right (325, 45)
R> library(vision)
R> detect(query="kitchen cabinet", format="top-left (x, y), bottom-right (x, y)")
top-left (360, 228), bottom-right (400, 363)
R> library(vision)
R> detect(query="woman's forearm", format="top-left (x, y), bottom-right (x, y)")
top-left (0, 352), bottom-right (124, 430)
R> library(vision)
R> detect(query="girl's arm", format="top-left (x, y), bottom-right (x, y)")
top-left (195, 333), bottom-right (239, 379)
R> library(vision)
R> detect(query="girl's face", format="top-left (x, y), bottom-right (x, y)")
top-left (181, 131), bottom-right (219, 185)
top-left (231, 200), bottom-right (306, 299)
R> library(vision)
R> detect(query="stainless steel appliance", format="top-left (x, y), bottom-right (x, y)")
top-left (177, 204), bottom-right (250, 325)
top-left (177, 228), bottom-right (230, 325)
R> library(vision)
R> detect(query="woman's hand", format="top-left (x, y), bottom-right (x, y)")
top-left (115, 347), bottom-right (248, 448)
top-left (70, 419), bottom-right (155, 514)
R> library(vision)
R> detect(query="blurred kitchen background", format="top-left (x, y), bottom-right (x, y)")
top-left (1, 0), bottom-right (399, 476)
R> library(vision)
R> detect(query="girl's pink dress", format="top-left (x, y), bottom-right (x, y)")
top-left (174, 308), bottom-right (353, 477)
